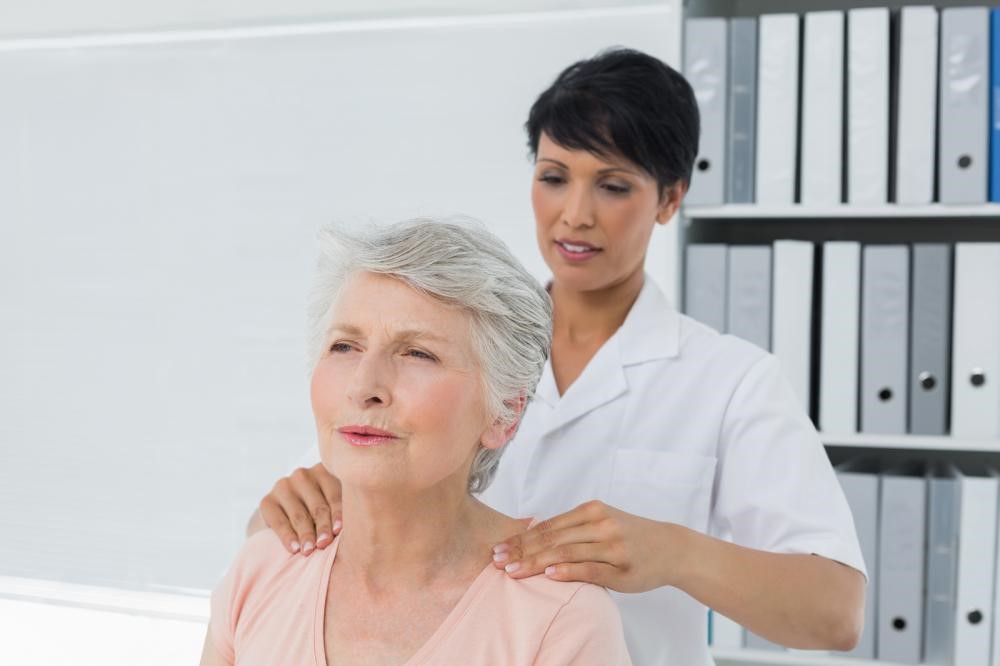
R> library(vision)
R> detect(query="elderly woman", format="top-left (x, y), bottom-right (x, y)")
top-left (199, 219), bottom-right (630, 665)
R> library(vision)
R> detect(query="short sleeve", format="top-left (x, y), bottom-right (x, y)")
top-left (208, 564), bottom-right (238, 663)
top-left (207, 530), bottom-right (290, 663)
top-left (534, 584), bottom-right (632, 665)
top-left (712, 353), bottom-right (868, 580)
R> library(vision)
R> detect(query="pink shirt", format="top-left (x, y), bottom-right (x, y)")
top-left (209, 530), bottom-right (631, 665)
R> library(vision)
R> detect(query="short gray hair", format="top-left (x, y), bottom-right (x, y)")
top-left (307, 218), bottom-right (552, 493)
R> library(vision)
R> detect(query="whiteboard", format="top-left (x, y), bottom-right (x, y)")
top-left (0, 6), bottom-right (680, 592)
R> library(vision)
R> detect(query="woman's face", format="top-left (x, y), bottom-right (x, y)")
top-left (311, 272), bottom-right (505, 495)
top-left (531, 132), bottom-right (680, 293)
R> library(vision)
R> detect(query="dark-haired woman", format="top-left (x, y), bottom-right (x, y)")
top-left (253, 49), bottom-right (866, 664)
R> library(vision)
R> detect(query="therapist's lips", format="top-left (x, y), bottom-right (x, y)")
top-left (554, 238), bottom-right (602, 262)
top-left (338, 425), bottom-right (400, 447)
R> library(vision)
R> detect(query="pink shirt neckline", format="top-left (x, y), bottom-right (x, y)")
top-left (309, 535), bottom-right (498, 666)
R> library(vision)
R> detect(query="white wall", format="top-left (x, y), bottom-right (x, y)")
top-left (0, 0), bottom-right (667, 38)
top-left (0, 4), bottom-right (682, 596)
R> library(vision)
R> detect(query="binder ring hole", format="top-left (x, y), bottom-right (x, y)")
top-left (970, 369), bottom-right (986, 387)
top-left (958, 154), bottom-right (972, 169)
top-left (919, 372), bottom-right (936, 391)
top-left (892, 617), bottom-right (906, 631)
top-left (697, 159), bottom-right (710, 172)
top-left (878, 388), bottom-right (893, 402)
top-left (969, 610), bottom-right (984, 625)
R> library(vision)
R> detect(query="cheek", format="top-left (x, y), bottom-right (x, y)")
top-left (414, 377), bottom-right (487, 440)
top-left (310, 363), bottom-right (340, 421)
top-left (606, 202), bottom-right (655, 254)
top-left (531, 183), bottom-right (557, 226)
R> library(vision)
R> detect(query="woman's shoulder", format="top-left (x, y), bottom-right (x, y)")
top-left (209, 532), bottom-right (338, 662)
top-left (495, 575), bottom-right (629, 664)
top-left (677, 311), bottom-right (768, 360)
top-left (213, 529), bottom-right (326, 619)
top-left (232, 529), bottom-right (300, 578)
top-left (491, 569), bottom-right (616, 617)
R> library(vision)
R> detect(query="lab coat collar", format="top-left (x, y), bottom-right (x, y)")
top-left (616, 274), bottom-right (681, 366)
top-left (531, 275), bottom-right (680, 431)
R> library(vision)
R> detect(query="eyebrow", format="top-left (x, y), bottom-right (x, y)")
top-left (329, 323), bottom-right (449, 345)
top-left (537, 157), bottom-right (640, 177)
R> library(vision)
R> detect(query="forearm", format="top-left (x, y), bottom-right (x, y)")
top-left (663, 524), bottom-right (864, 650)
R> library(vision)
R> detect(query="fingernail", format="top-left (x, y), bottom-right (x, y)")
top-left (492, 543), bottom-right (510, 554)
top-left (303, 541), bottom-right (314, 554)
top-left (291, 541), bottom-right (301, 553)
top-left (545, 566), bottom-right (556, 576)
top-left (332, 520), bottom-right (342, 533)
top-left (493, 551), bottom-right (509, 564)
top-left (317, 533), bottom-right (330, 545)
top-left (504, 562), bottom-right (520, 574)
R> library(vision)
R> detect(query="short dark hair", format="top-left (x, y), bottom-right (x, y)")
top-left (525, 47), bottom-right (700, 193)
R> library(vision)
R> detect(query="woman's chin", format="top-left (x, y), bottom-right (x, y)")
top-left (548, 266), bottom-right (612, 293)
top-left (337, 469), bottom-right (411, 495)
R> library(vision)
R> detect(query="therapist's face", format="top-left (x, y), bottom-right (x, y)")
top-left (531, 132), bottom-right (678, 294)
top-left (310, 272), bottom-right (506, 495)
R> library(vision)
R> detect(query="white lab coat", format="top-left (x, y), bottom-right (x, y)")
top-left (302, 276), bottom-right (866, 665)
top-left (478, 276), bottom-right (866, 666)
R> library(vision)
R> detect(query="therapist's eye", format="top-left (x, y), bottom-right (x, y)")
top-left (537, 173), bottom-right (566, 186)
top-left (601, 181), bottom-right (632, 195)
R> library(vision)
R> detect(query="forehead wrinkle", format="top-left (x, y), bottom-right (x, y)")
top-left (327, 278), bottom-right (479, 366)
top-left (328, 320), bottom-right (450, 344)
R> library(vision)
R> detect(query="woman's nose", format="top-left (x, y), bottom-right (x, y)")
top-left (561, 185), bottom-right (595, 229)
top-left (346, 354), bottom-right (392, 408)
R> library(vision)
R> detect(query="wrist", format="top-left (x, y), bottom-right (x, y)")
top-left (658, 521), bottom-right (700, 589)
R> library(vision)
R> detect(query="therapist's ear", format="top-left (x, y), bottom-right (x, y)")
top-left (481, 394), bottom-right (528, 450)
top-left (655, 181), bottom-right (687, 225)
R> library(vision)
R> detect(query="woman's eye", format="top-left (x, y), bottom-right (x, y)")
top-left (329, 342), bottom-right (353, 353)
top-left (538, 174), bottom-right (565, 186)
top-left (602, 182), bottom-right (631, 195)
top-left (406, 348), bottom-right (436, 361)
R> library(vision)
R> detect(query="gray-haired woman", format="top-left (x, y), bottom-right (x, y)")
top-left (200, 219), bottom-right (631, 665)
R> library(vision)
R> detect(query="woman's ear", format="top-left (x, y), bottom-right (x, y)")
top-left (656, 181), bottom-right (687, 225)
top-left (481, 394), bottom-right (528, 450)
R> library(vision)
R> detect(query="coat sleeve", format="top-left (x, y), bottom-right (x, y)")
top-left (711, 353), bottom-right (868, 580)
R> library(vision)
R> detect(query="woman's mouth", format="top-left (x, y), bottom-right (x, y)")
top-left (554, 239), bottom-right (602, 262)
top-left (337, 425), bottom-right (400, 447)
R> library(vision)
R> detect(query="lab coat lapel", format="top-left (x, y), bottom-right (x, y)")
top-left (617, 275), bottom-right (680, 366)
top-left (535, 276), bottom-right (680, 437)
top-left (540, 334), bottom-right (628, 436)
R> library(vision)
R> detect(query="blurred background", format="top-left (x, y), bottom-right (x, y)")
top-left (0, 1), bottom-right (678, 663)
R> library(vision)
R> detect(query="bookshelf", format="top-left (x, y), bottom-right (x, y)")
top-left (683, 0), bottom-right (1000, 664)
top-left (685, 204), bottom-right (1000, 220)
top-left (821, 433), bottom-right (1000, 454)
top-left (712, 647), bottom-right (912, 666)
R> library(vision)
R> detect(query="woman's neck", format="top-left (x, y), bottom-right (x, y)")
top-left (334, 482), bottom-right (501, 589)
top-left (549, 268), bottom-right (645, 345)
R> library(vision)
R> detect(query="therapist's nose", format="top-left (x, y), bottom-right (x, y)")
top-left (561, 183), bottom-right (595, 230)
top-left (346, 351), bottom-right (392, 409)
